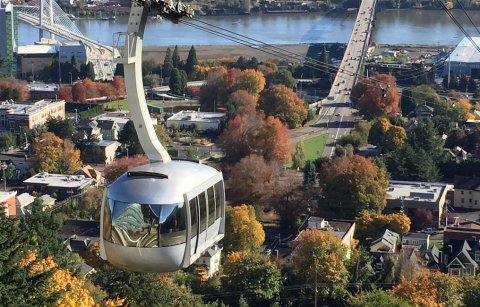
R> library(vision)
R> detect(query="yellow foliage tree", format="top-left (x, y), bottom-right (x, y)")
top-left (385, 125), bottom-right (407, 150)
top-left (290, 229), bottom-right (349, 296)
top-left (32, 132), bottom-right (81, 174)
top-left (390, 270), bottom-right (462, 307)
top-left (237, 69), bottom-right (266, 95)
top-left (355, 211), bottom-right (411, 242)
top-left (224, 204), bottom-right (265, 253)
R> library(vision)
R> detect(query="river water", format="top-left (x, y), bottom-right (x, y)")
top-left (17, 9), bottom-right (480, 47)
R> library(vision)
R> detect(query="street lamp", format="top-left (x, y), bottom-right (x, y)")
top-left (1, 162), bottom-right (7, 191)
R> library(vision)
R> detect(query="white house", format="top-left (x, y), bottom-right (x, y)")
top-left (194, 245), bottom-right (222, 278)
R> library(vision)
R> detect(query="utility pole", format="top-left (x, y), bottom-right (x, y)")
top-left (314, 254), bottom-right (318, 307)
top-left (1, 162), bottom-right (7, 192)
top-left (447, 54), bottom-right (451, 89)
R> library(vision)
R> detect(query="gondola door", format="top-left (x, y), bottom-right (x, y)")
top-left (189, 197), bottom-right (200, 255)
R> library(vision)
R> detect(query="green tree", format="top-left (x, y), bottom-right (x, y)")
top-left (303, 160), bottom-right (317, 189)
top-left (348, 289), bottom-right (411, 307)
top-left (163, 47), bottom-right (173, 78)
top-left (400, 87), bottom-right (414, 115)
top-left (463, 275), bottom-right (480, 307)
top-left (223, 251), bottom-right (281, 306)
top-left (185, 45), bottom-right (198, 76)
top-left (408, 120), bottom-right (445, 160)
top-left (172, 45), bottom-right (181, 69)
top-left (119, 120), bottom-right (144, 155)
top-left (292, 141), bottom-right (306, 169)
top-left (320, 155), bottom-right (389, 219)
top-left (224, 205), bottom-right (265, 253)
top-left (386, 144), bottom-right (440, 182)
top-left (143, 74), bottom-right (161, 88)
top-left (0, 133), bottom-right (16, 152)
top-left (169, 68), bottom-right (187, 96)
top-left (266, 69), bottom-right (298, 88)
top-left (45, 116), bottom-right (76, 140)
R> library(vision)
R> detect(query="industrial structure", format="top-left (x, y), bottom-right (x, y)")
top-left (445, 37), bottom-right (480, 78)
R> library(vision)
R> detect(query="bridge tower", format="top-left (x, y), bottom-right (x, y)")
top-left (39, 0), bottom-right (56, 41)
top-left (0, 3), bottom-right (18, 77)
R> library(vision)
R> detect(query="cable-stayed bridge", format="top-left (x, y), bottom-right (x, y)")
top-left (13, 0), bottom-right (116, 80)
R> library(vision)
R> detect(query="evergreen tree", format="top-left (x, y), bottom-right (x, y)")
top-left (86, 61), bottom-right (95, 80)
top-left (303, 160), bottom-right (317, 189)
top-left (169, 68), bottom-right (187, 96)
top-left (163, 47), bottom-right (173, 78)
top-left (185, 45), bottom-right (198, 76)
top-left (468, 76), bottom-right (477, 93)
top-left (292, 141), bottom-right (305, 169)
top-left (172, 45), bottom-right (181, 69)
top-left (459, 74), bottom-right (468, 92)
top-left (119, 120), bottom-right (144, 155)
top-left (449, 73), bottom-right (459, 90)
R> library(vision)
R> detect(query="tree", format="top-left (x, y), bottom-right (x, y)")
top-left (119, 120), bottom-right (144, 155)
top-left (172, 45), bottom-right (181, 69)
top-left (0, 78), bottom-right (30, 101)
top-left (385, 125), bottom-right (407, 150)
top-left (236, 69), bottom-right (266, 95)
top-left (266, 69), bottom-right (297, 88)
top-left (163, 47), bottom-right (174, 78)
top-left (103, 155), bottom-right (149, 184)
top-left (154, 124), bottom-right (171, 147)
top-left (86, 61), bottom-right (95, 80)
top-left (348, 289), bottom-right (411, 307)
top-left (169, 68), bottom-right (187, 95)
top-left (290, 229), bottom-right (349, 297)
top-left (57, 86), bottom-right (72, 102)
top-left (185, 45), bottom-right (198, 76)
top-left (352, 74), bottom-right (400, 119)
top-left (222, 251), bottom-right (281, 306)
top-left (46, 116), bottom-right (76, 140)
top-left (226, 90), bottom-right (258, 117)
top-left (412, 208), bottom-right (434, 229)
top-left (355, 211), bottom-right (411, 243)
top-left (219, 113), bottom-right (291, 164)
top-left (463, 275), bottom-right (480, 307)
top-left (78, 187), bottom-right (104, 220)
top-left (224, 204), bottom-right (265, 253)
top-left (0, 133), bottom-right (16, 152)
top-left (468, 76), bottom-right (477, 93)
top-left (32, 132), bottom-right (81, 174)
top-left (227, 155), bottom-right (275, 203)
top-left (386, 144), bottom-right (440, 182)
top-left (291, 141), bottom-right (306, 169)
top-left (408, 120), bottom-right (445, 160)
top-left (71, 82), bottom-right (87, 102)
top-left (259, 84), bottom-right (308, 128)
top-left (111, 75), bottom-right (126, 97)
top-left (390, 270), bottom-right (462, 307)
top-left (459, 74), bottom-right (468, 92)
top-left (303, 160), bottom-right (317, 189)
top-left (143, 74), bottom-right (161, 88)
top-left (319, 155), bottom-right (389, 219)
top-left (368, 117), bottom-right (392, 148)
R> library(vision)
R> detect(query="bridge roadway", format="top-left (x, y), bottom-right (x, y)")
top-left (294, 0), bottom-right (377, 157)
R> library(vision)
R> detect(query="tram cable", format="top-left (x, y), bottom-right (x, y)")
top-left (455, 0), bottom-right (480, 36)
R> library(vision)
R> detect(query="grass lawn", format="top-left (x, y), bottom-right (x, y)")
top-left (104, 99), bottom-right (129, 111)
top-left (301, 133), bottom-right (328, 161)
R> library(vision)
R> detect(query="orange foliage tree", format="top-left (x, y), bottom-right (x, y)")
top-left (224, 204), bottom-right (265, 253)
top-left (32, 132), bottom-right (81, 174)
top-left (111, 76), bottom-right (126, 97)
top-left (290, 229), bottom-right (349, 297)
top-left (355, 211), bottom-right (411, 242)
top-left (103, 155), bottom-right (149, 184)
top-left (390, 270), bottom-right (462, 307)
top-left (71, 82), bottom-right (87, 102)
top-left (219, 113), bottom-right (291, 164)
top-left (0, 78), bottom-right (30, 101)
top-left (227, 154), bottom-right (275, 203)
top-left (353, 74), bottom-right (400, 119)
top-left (226, 89), bottom-right (258, 116)
top-left (259, 84), bottom-right (307, 128)
top-left (236, 69), bottom-right (266, 95)
top-left (57, 86), bottom-right (72, 102)
top-left (319, 155), bottom-right (388, 219)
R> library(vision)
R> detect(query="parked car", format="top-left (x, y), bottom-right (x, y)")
top-left (421, 228), bottom-right (437, 234)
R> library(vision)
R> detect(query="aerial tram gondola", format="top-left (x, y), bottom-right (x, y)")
top-left (99, 0), bottom-right (225, 272)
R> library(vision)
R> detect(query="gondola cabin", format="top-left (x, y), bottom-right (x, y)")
top-left (100, 160), bottom-right (225, 272)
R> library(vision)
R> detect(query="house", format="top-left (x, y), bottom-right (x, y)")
top-left (446, 146), bottom-right (468, 162)
top-left (98, 140), bottom-right (121, 164)
top-left (166, 110), bottom-right (227, 132)
top-left (23, 172), bottom-right (93, 201)
top-left (402, 232), bottom-right (430, 251)
top-left (370, 229), bottom-right (399, 253)
top-left (443, 220), bottom-right (480, 243)
top-left (39, 194), bottom-right (56, 208)
top-left (77, 120), bottom-right (102, 140)
top-left (77, 165), bottom-right (102, 185)
top-left (28, 83), bottom-right (59, 100)
top-left (453, 176), bottom-right (480, 209)
top-left (96, 120), bottom-right (119, 141)
top-left (385, 180), bottom-right (453, 227)
top-left (0, 191), bottom-right (17, 216)
top-left (444, 240), bottom-right (479, 277)
top-left (194, 245), bottom-right (222, 278)
top-left (414, 104), bottom-right (434, 120)
top-left (307, 216), bottom-right (356, 251)
top-left (425, 245), bottom-right (441, 271)
top-left (0, 99), bottom-right (65, 133)
top-left (15, 192), bottom-right (35, 215)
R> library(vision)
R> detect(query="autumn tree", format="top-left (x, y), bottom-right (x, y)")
top-left (227, 154), bottom-right (275, 203)
top-left (78, 187), bottom-right (104, 220)
top-left (103, 155), bottom-right (149, 184)
top-left (319, 155), bottom-right (389, 219)
top-left (351, 74), bottom-right (400, 119)
top-left (32, 132), bottom-right (81, 174)
top-left (369, 118), bottom-right (406, 151)
top-left (224, 204), bottom-right (265, 253)
top-left (226, 89), bottom-right (258, 116)
top-left (259, 84), bottom-right (307, 128)
top-left (71, 82), bottom-right (87, 102)
top-left (390, 270), bottom-right (463, 307)
top-left (57, 86), bottom-right (72, 102)
top-left (0, 78), bottom-right (29, 101)
top-left (385, 125), bottom-right (407, 150)
top-left (222, 251), bottom-right (281, 306)
top-left (290, 229), bottom-right (349, 297)
top-left (219, 113), bottom-right (291, 164)
top-left (111, 75), bottom-right (126, 97)
top-left (348, 289), bottom-right (411, 307)
top-left (236, 69), bottom-right (266, 95)
top-left (355, 211), bottom-right (411, 243)
top-left (463, 275), bottom-right (480, 307)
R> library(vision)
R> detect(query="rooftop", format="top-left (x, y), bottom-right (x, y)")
top-left (307, 217), bottom-right (355, 241)
top-left (449, 37), bottom-right (480, 63)
top-left (0, 99), bottom-right (64, 115)
top-left (167, 110), bottom-right (226, 123)
top-left (17, 44), bottom-right (57, 55)
top-left (24, 172), bottom-right (93, 189)
top-left (386, 180), bottom-right (449, 203)
top-left (28, 83), bottom-right (59, 92)
top-left (454, 176), bottom-right (480, 191)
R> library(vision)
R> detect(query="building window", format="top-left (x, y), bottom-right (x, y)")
top-left (450, 268), bottom-right (461, 276)
top-left (462, 198), bottom-right (465, 203)
top-left (462, 191), bottom-right (465, 195)
top-left (476, 200), bottom-right (478, 205)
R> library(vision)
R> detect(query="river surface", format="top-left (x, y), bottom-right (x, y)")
top-left (17, 9), bottom-right (480, 47)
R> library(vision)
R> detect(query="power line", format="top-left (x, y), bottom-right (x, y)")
top-left (455, 0), bottom-right (480, 36)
